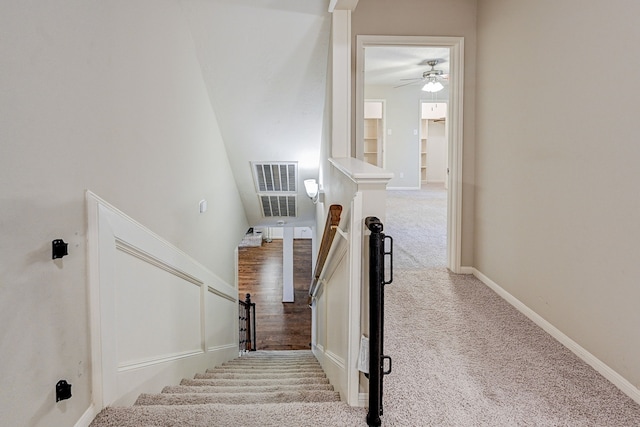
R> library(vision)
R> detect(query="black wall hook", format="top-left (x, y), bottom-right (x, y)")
top-left (56, 380), bottom-right (72, 402)
top-left (52, 239), bottom-right (68, 259)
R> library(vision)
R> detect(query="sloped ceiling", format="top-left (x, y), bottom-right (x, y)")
top-left (180, 0), bottom-right (331, 228)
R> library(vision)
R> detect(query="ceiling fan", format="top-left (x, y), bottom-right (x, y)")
top-left (394, 59), bottom-right (449, 91)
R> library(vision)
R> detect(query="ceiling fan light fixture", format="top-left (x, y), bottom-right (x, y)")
top-left (422, 80), bottom-right (444, 93)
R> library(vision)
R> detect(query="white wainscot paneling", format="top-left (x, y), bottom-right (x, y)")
top-left (114, 248), bottom-right (203, 369)
top-left (206, 288), bottom-right (237, 351)
top-left (87, 191), bottom-right (238, 412)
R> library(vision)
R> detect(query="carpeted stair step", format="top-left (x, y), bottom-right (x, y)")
top-left (180, 377), bottom-right (330, 387)
top-left (134, 390), bottom-right (341, 406)
top-left (88, 350), bottom-right (355, 427)
top-left (194, 371), bottom-right (327, 380)
top-left (206, 366), bottom-right (324, 374)
top-left (90, 401), bottom-right (366, 427)
top-left (162, 383), bottom-right (334, 394)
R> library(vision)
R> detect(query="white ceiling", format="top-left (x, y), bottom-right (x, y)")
top-left (178, 1), bottom-right (451, 228)
top-left (179, 0), bottom-right (331, 228)
top-left (364, 46), bottom-right (450, 87)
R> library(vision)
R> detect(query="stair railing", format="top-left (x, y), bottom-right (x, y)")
top-left (238, 293), bottom-right (256, 352)
top-left (365, 217), bottom-right (393, 427)
top-left (308, 204), bottom-right (343, 302)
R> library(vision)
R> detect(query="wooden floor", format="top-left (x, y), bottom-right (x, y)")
top-left (238, 239), bottom-right (312, 350)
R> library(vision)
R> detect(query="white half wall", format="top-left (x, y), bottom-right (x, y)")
top-left (87, 192), bottom-right (238, 409)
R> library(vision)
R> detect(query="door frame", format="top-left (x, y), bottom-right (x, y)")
top-left (355, 35), bottom-right (465, 273)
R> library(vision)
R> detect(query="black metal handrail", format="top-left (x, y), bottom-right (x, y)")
top-left (239, 293), bottom-right (256, 352)
top-left (365, 217), bottom-right (393, 427)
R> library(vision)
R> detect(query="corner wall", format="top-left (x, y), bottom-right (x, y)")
top-left (475, 0), bottom-right (640, 395)
top-left (0, 1), bottom-right (248, 426)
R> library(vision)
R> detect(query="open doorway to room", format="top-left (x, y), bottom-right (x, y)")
top-left (355, 36), bottom-right (464, 272)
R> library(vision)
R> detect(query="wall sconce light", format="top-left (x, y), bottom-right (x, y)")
top-left (304, 179), bottom-right (319, 204)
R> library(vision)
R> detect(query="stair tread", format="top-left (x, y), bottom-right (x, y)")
top-left (90, 401), bottom-right (366, 427)
top-left (89, 351), bottom-right (348, 427)
top-left (162, 383), bottom-right (334, 394)
top-left (205, 365), bottom-right (324, 373)
top-left (180, 377), bottom-right (330, 387)
top-left (195, 371), bottom-right (326, 380)
top-left (135, 390), bottom-right (341, 405)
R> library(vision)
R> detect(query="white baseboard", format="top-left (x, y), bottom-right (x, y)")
top-left (74, 404), bottom-right (97, 427)
top-left (386, 186), bottom-right (421, 191)
top-left (458, 266), bottom-right (474, 274)
top-left (472, 268), bottom-right (640, 406)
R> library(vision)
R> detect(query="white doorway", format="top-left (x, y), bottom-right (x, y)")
top-left (356, 35), bottom-right (464, 273)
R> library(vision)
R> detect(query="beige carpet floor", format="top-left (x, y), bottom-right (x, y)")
top-left (378, 185), bottom-right (640, 426)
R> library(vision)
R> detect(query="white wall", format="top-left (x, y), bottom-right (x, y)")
top-left (352, 0), bottom-right (477, 265)
top-left (476, 0), bottom-right (640, 396)
top-left (0, 1), bottom-right (248, 426)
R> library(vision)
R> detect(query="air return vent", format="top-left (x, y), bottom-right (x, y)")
top-left (252, 162), bottom-right (299, 218)
top-left (260, 195), bottom-right (297, 217)
top-left (252, 162), bottom-right (297, 193)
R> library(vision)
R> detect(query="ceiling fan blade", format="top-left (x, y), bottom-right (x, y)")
top-left (393, 81), bottom-right (422, 89)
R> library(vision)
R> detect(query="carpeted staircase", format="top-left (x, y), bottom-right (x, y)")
top-left (89, 350), bottom-right (366, 427)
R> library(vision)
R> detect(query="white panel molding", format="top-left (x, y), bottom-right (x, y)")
top-left (326, 350), bottom-right (346, 369)
top-left (116, 239), bottom-right (203, 287)
top-left (86, 191), bottom-right (238, 411)
top-left (207, 343), bottom-right (239, 353)
top-left (117, 349), bottom-right (204, 372)
top-left (473, 268), bottom-right (640, 405)
top-left (207, 285), bottom-right (237, 303)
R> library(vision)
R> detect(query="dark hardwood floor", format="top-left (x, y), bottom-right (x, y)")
top-left (238, 239), bottom-right (312, 350)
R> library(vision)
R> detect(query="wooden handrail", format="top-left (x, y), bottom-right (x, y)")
top-left (308, 204), bottom-right (342, 302)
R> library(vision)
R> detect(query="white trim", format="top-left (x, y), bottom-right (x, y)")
top-left (331, 10), bottom-right (352, 158)
top-left (326, 350), bottom-right (346, 369)
top-left (386, 186), bottom-right (421, 191)
top-left (207, 343), bottom-right (240, 353)
top-left (117, 349), bottom-right (204, 372)
top-left (207, 285), bottom-right (238, 303)
top-left (355, 35), bottom-right (464, 274)
top-left (459, 266), bottom-right (474, 275)
top-left (346, 192), bottom-right (363, 406)
top-left (472, 268), bottom-right (640, 405)
top-left (74, 405), bottom-right (97, 427)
